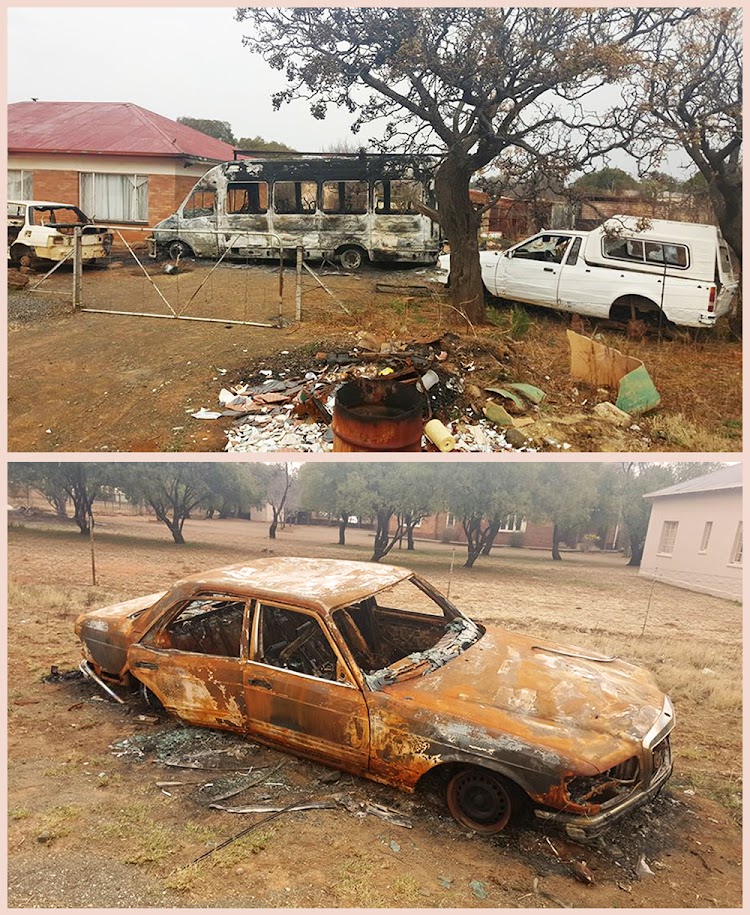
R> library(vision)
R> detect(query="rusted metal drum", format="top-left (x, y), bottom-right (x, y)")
top-left (332, 378), bottom-right (424, 452)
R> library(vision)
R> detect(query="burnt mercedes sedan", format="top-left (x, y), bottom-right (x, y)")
top-left (75, 558), bottom-right (674, 839)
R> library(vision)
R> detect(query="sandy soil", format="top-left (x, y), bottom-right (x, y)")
top-left (7, 259), bottom-right (742, 453)
top-left (7, 511), bottom-right (741, 908)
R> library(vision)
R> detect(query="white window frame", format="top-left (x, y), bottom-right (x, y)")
top-left (497, 514), bottom-right (527, 533)
top-left (699, 521), bottom-right (713, 554)
top-left (657, 520), bottom-right (679, 556)
top-left (80, 172), bottom-right (149, 223)
top-left (445, 513), bottom-right (457, 528)
top-left (729, 522), bottom-right (742, 566)
top-left (8, 169), bottom-right (33, 199)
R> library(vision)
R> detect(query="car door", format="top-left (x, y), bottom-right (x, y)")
top-left (244, 601), bottom-right (370, 772)
top-left (128, 592), bottom-right (250, 732)
top-left (493, 233), bottom-right (573, 307)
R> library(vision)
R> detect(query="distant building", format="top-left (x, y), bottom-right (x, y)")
top-left (640, 464), bottom-right (742, 601)
top-left (8, 101), bottom-right (236, 243)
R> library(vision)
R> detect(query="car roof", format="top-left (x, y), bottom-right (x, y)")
top-left (8, 200), bottom-right (83, 208)
top-left (177, 557), bottom-right (413, 614)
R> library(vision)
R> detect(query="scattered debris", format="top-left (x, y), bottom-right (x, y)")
top-left (469, 880), bottom-right (488, 899)
top-left (593, 401), bottom-right (632, 427)
top-left (570, 860), bottom-right (595, 885)
top-left (635, 855), bottom-right (656, 878)
top-left (210, 799), bottom-right (339, 814)
top-left (388, 840), bottom-right (401, 853)
top-left (567, 330), bottom-right (661, 414)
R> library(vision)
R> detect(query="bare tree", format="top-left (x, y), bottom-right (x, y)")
top-left (636, 8), bottom-right (742, 262)
top-left (238, 7), bottom-right (689, 324)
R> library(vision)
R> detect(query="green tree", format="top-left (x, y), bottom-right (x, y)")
top-left (442, 464), bottom-right (529, 568)
top-left (531, 464), bottom-right (608, 561)
top-left (299, 463), bottom-right (359, 545)
top-left (8, 462), bottom-right (68, 520)
top-left (177, 117), bottom-right (236, 145)
top-left (262, 464), bottom-right (297, 540)
top-left (203, 465), bottom-right (265, 520)
top-left (8, 462), bottom-right (113, 535)
top-left (572, 167), bottom-right (640, 194)
top-left (238, 7), bottom-right (686, 325)
top-left (235, 135), bottom-right (297, 152)
top-left (116, 463), bottom-right (218, 544)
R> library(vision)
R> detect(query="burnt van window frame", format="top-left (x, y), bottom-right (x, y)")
top-left (322, 180), bottom-right (369, 215)
top-left (226, 182), bottom-right (269, 215)
top-left (374, 179), bottom-right (424, 215)
top-left (602, 235), bottom-right (690, 270)
top-left (183, 187), bottom-right (217, 220)
top-left (273, 180), bottom-right (318, 215)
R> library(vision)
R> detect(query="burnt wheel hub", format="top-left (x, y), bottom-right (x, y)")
top-left (447, 768), bottom-right (511, 833)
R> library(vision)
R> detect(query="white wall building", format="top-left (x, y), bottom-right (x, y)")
top-left (640, 464), bottom-right (742, 601)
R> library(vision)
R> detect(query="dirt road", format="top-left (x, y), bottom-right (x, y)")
top-left (8, 261), bottom-right (742, 452)
top-left (8, 512), bottom-right (741, 907)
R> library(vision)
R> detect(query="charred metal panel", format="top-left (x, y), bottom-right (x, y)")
top-left (243, 662), bottom-right (370, 771)
top-left (129, 643), bottom-right (247, 731)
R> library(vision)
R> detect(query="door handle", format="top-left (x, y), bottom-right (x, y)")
top-left (134, 661), bottom-right (158, 670)
top-left (248, 678), bottom-right (272, 690)
top-left (543, 267), bottom-right (555, 273)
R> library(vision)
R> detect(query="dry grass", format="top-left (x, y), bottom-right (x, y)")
top-left (646, 412), bottom-right (738, 452)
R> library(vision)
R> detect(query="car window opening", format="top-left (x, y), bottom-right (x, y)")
top-left (162, 597), bottom-right (245, 657)
top-left (333, 578), bottom-right (483, 690)
top-left (259, 604), bottom-right (338, 681)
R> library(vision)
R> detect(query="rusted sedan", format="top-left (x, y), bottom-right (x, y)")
top-left (75, 558), bottom-right (674, 840)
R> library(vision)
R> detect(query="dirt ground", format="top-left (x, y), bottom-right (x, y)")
top-left (7, 259), bottom-right (742, 452)
top-left (7, 511), bottom-right (742, 908)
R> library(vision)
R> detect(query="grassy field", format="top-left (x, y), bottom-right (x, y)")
top-left (7, 511), bottom-right (742, 907)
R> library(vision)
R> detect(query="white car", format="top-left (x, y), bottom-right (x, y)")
top-left (434, 217), bottom-right (737, 328)
top-left (8, 200), bottom-right (113, 266)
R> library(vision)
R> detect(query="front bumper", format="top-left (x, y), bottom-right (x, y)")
top-left (534, 755), bottom-right (673, 840)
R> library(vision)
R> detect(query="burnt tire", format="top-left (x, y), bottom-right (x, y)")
top-left (9, 244), bottom-right (32, 267)
top-left (338, 246), bottom-right (365, 271)
top-left (446, 766), bottom-right (514, 834)
top-left (167, 239), bottom-right (193, 260)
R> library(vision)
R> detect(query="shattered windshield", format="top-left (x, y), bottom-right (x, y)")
top-left (332, 576), bottom-right (483, 691)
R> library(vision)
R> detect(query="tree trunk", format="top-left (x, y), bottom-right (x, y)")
top-left (407, 524), bottom-right (415, 551)
top-left (707, 172), bottom-right (742, 265)
top-left (628, 539), bottom-right (645, 567)
top-left (269, 508), bottom-right (279, 540)
top-left (463, 518), bottom-right (483, 568)
top-left (371, 512), bottom-right (402, 562)
top-left (338, 516), bottom-right (348, 546)
top-left (435, 151), bottom-right (485, 325)
top-left (552, 523), bottom-right (562, 561)
top-left (481, 520), bottom-right (501, 556)
top-left (169, 521), bottom-right (186, 545)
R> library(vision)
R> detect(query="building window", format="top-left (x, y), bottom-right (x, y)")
top-left (8, 169), bottom-right (33, 199)
top-left (497, 515), bottom-right (527, 533)
top-left (657, 520), bottom-right (678, 556)
top-left (699, 521), bottom-right (713, 553)
top-left (729, 522), bottom-right (742, 565)
top-left (445, 513), bottom-right (457, 528)
top-left (80, 173), bottom-right (148, 222)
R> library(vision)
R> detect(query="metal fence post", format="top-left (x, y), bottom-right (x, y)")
top-left (73, 226), bottom-right (83, 310)
top-left (296, 245), bottom-right (303, 321)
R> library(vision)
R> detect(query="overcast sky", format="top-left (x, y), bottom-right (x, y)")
top-left (8, 6), bottom-right (691, 175)
top-left (7, 7), bottom-right (373, 150)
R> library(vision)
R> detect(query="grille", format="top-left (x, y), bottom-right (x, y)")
top-left (652, 736), bottom-right (672, 777)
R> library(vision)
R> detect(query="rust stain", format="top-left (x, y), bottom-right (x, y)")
top-left (75, 558), bottom-right (674, 837)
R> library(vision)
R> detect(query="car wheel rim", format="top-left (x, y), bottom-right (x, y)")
top-left (340, 249), bottom-right (362, 270)
top-left (447, 769), bottom-right (511, 833)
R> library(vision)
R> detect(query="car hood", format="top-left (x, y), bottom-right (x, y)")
top-left (385, 625), bottom-right (666, 763)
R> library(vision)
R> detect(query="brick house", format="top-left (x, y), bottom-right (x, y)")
top-left (8, 101), bottom-right (235, 245)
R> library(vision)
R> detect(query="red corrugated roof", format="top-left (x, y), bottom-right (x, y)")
top-left (8, 101), bottom-right (236, 161)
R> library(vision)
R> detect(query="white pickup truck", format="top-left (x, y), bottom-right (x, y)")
top-left (435, 216), bottom-right (737, 328)
top-left (8, 200), bottom-right (113, 266)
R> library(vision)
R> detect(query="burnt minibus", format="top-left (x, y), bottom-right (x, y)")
top-left (150, 153), bottom-right (440, 269)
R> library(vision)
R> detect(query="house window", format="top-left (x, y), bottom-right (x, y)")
top-left (729, 522), bottom-right (742, 565)
top-left (497, 515), bottom-right (526, 533)
top-left (8, 169), bottom-right (33, 199)
top-left (657, 520), bottom-right (679, 556)
top-left (699, 521), bottom-right (713, 553)
top-left (445, 513), bottom-right (457, 528)
top-left (80, 173), bottom-right (148, 222)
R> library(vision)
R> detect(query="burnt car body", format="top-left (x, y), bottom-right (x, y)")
top-left (75, 559), bottom-right (674, 839)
